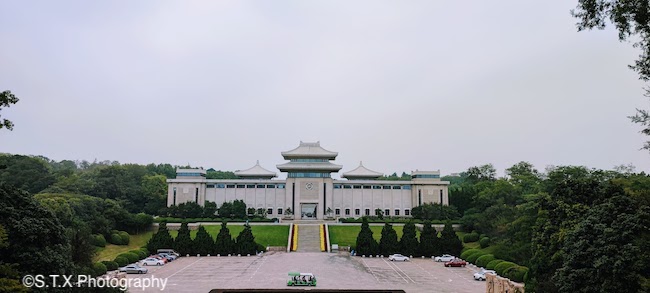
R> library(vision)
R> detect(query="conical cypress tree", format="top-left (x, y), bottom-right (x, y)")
top-left (147, 222), bottom-right (174, 254)
top-left (193, 225), bottom-right (215, 255)
top-left (173, 222), bottom-right (193, 255)
top-left (399, 221), bottom-right (419, 257)
top-left (417, 220), bottom-right (438, 257)
top-left (439, 221), bottom-right (463, 257)
top-left (236, 224), bottom-right (257, 255)
top-left (379, 222), bottom-right (399, 256)
top-left (214, 221), bottom-right (235, 255)
top-left (355, 217), bottom-right (378, 256)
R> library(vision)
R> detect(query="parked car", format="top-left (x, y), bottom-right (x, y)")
top-left (119, 264), bottom-right (148, 274)
top-left (149, 255), bottom-right (169, 263)
top-left (388, 254), bottom-right (409, 262)
top-left (444, 259), bottom-right (467, 267)
top-left (158, 253), bottom-right (177, 261)
top-left (434, 254), bottom-right (455, 262)
top-left (141, 257), bottom-right (165, 266)
top-left (157, 249), bottom-right (180, 257)
top-left (473, 269), bottom-right (496, 281)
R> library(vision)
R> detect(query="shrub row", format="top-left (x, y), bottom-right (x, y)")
top-left (479, 237), bottom-right (490, 248)
top-left (460, 250), bottom-right (528, 282)
top-left (460, 249), bottom-right (480, 260)
top-left (101, 261), bottom-right (118, 271)
top-left (117, 252), bottom-right (140, 264)
top-left (155, 217), bottom-right (276, 223)
top-left (504, 266), bottom-right (529, 283)
top-left (108, 231), bottom-right (130, 245)
top-left (91, 234), bottom-right (106, 247)
top-left (486, 259), bottom-right (504, 270)
top-left (92, 262), bottom-right (107, 277)
top-left (114, 256), bottom-right (128, 267)
top-left (463, 232), bottom-right (480, 243)
top-left (111, 247), bottom-right (151, 269)
top-left (475, 254), bottom-right (495, 268)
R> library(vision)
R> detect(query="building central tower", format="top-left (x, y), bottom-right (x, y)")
top-left (277, 141), bottom-right (342, 220)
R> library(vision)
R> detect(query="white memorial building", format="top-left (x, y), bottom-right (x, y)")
top-left (167, 142), bottom-right (450, 220)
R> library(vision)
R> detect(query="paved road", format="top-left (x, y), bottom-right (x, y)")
top-left (125, 252), bottom-right (485, 293)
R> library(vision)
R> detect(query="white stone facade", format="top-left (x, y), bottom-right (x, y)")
top-left (167, 142), bottom-right (450, 220)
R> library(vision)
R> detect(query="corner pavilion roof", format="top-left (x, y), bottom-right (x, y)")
top-left (281, 141), bottom-right (338, 159)
top-left (342, 161), bottom-right (383, 179)
top-left (234, 161), bottom-right (277, 179)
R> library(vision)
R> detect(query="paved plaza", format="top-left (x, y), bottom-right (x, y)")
top-left (127, 252), bottom-right (485, 293)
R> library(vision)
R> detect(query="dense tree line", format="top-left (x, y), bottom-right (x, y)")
top-left (354, 217), bottom-right (462, 258)
top-left (0, 184), bottom-right (123, 292)
top-left (147, 222), bottom-right (261, 256)
top-left (447, 162), bottom-right (650, 292)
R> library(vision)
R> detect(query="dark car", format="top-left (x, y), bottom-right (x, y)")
top-left (444, 259), bottom-right (467, 267)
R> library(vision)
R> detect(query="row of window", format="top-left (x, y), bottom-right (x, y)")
top-left (412, 174), bottom-right (440, 179)
top-left (288, 172), bottom-right (331, 178)
top-left (333, 208), bottom-right (411, 216)
top-left (177, 173), bottom-right (205, 177)
top-left (207, 184), bottom-right (286, 189)
top-left (333, 184), bottom-right (412, 190)
top-left (252, 208), bottom-right (411, 216)
top-left (205, 184), bottom-right (412, 189)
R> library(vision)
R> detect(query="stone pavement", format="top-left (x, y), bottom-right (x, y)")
top-left (296, 224), bottom-right (321, 252)
top-left (126, 252), bottom-right (486, 293)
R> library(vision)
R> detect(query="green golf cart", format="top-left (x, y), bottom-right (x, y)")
top-left (287, 272), bottom-right (317, 286)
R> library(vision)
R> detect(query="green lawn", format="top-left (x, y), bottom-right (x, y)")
top-left (94, 224), bottom-right (289, 262)
top-left (168, 224), bottom-right (289, 247)
top-left (328, 225), bottom-right (421, 248)
top-left (95, 231), bottom-right (154, 262)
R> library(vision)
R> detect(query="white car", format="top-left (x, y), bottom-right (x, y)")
top-left (434, 254), bottom-right (455, 262)
top-left (119, 264), bottom-right (148, 274)
top-left (388, 254), bottom-right (409, 261)
top-left (473, 269), bottom-right (496, 281)
top-left (141, 257), bottom-right (165, 266)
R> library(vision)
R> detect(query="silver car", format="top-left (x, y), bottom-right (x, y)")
top-left (388, 254), bottom-right (409, 261)
top-left (119, 264), bottom-right (148, 274)
top-left (434, 254), bottom-right (455, 262)
top-left (473, 269), bottom-right (496, 281)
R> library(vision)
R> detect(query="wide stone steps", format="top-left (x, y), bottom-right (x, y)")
top-left (296, 225), bottom-right (322, 252)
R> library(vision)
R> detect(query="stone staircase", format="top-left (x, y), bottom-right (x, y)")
top-left (296, 224), bottom-right (321, 252)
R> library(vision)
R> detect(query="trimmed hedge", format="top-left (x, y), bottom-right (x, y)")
top-left (479, 237), bottom-right (490, 248)
top-left (463, 233), bottom-right (480, 243)
top-left (114, 256), bottom-right (128, 267)
top-left (91, 234), bottom-right (106, 247)
top-left (131, 249), bottom-right (147, 259)
top-left (486, 259), bottom-right (504, 270)
top-left (92, 262), bottom-right (107, 277)
top-left (118, 252), bottom-right (139, 264)
top-left (109, 234), bottom-right (123, 245)
top-left (139, 248), bottom-right (150, 257)
top-left (118, 231), bottom-right (130, 245)
top-left (494, 261), bottom-right (517, 276)
top-left (504, 266), bottom-right (529, 283)
top-left (466, 251), bottom-right (486, 264)
top-left (101, 261), bottom-right (118, 271)
top-left (460, 249), bottom-right (481, 260)
top-left (475, 254), bottom-right (495, 268)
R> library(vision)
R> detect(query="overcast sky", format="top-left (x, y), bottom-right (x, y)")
top-left (1, 1), bottom-right (649, 178)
